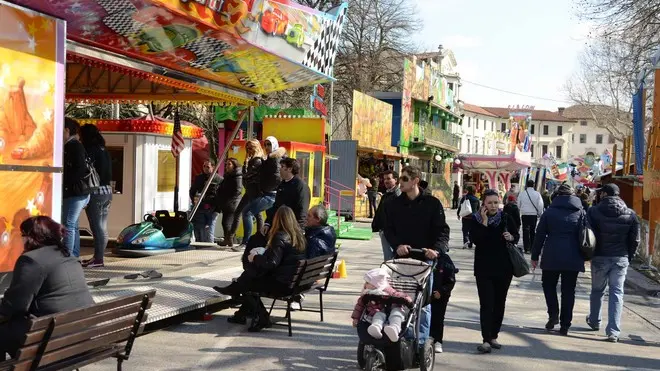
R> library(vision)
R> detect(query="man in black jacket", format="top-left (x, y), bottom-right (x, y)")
top-left (263, 157), bottom-right (311, 234)
top-left (586, 183), bottom-right (640, 343)
top-left (452, 181), bottom-right (460, 209)
top-left (371, 170), bottom-right (401, 260)
top-left (383, 165), bottom-right (450, 349)
top-left (190, 160), bottom-right (222, 242)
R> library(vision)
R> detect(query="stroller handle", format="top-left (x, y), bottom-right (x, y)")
top-left (408, 248), bottom-right (439, 262)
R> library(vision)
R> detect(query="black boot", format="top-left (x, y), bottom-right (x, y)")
top-left (213, 282), bottom-right (242, 297)
top-left (227, 309), bottom-right (248, 324)
top-left (247, 312), bottom-right (272, 332)
top-left (545, 318), bottom-right (559, 331)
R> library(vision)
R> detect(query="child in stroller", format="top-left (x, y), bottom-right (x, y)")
top-left (351, 268), bottom-right (413, 342)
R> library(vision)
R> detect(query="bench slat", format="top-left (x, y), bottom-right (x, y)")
top-left (22, 302), bottom-right (145, 346)
top-left (297, 272), bottom-right (331, 288)
top-left (35, 346), bottom-right (120, 371)
top-left (12, 324), bottom-right (144, 371)
top-left (17, 317), bottom-right (136, 361)
top-left (28, 291), bottom-right (155, 331)
top-left (303, 259), bottom-right (333, 272)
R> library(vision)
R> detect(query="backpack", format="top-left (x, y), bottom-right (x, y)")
top-left (433, 253), bottom-right (458, 295)
top-left (79, 156), bottom-right (101, 193)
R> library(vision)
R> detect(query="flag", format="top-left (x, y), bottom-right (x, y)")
top-left (171, 108), bottom-right (185, 157)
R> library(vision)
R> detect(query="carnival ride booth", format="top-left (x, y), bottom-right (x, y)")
top-left (458, 149), bottom-right (532, 199)
top-left (228, 116), bottom-right (327, 239)
top-left (0, 0), bottom-right (347, 269)
top-left (74, 117), bottom-right (204, 247)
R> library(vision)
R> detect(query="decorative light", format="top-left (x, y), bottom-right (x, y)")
top-left (454, 158), bottom-right (461, 165)
top-left (434, 154), bottom-right (442, 161)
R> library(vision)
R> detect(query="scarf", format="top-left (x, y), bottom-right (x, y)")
top-left (473, 210), bottom-right (503, 227)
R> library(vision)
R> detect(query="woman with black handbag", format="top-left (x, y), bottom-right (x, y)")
top-left (531, 183), bottom-right (584, 336)
top-left (469, 189), bottom-right (519, 354)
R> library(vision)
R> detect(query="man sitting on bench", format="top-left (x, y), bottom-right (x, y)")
top-left (305, 205), bottom-right (336, 259)
top-left (1, 216), bottom-right (93, 361)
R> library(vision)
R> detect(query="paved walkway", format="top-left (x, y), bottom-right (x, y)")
top-left (86, 217), bottom-right (660, 370)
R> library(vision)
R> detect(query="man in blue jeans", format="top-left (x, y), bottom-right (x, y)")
top-left (383, 165), bottom-right (450, 353)
top-left (586, 183), bottom-right (640, 343)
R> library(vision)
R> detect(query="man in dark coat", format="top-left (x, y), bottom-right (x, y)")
top-left (371, 170), bottom-right (401, 260)
top-left (190, 160), bottom-right (222, 243)
top-left (586, 183), bottom-right (640, 342)
top-left (263, 157), bottom-right (311, 234)
top-left (457, 186), bottom-right (480, 249)
top-left (305, 205), bottom-right (336, 259)
top-left (452, 181), bottom-right (460, 209)
top-left (383, 165), bottom-right (450, 350)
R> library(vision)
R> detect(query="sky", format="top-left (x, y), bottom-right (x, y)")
top-left (413, 0), bottom-right (592, 111)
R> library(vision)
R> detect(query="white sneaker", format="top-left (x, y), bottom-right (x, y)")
top-left (382, 325), bottom-right (400, 342)
top-left (290, 302), bottom-right (301, 311)
top-left (434, 342), bottom-right (443, 353)
top-left (367, 324), bottom-right (383, 339)
top-left (463, 243), bottom-right (469, 249)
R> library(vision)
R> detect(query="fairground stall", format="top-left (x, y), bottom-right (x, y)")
top-left (457, 149), bottom-right (532, 198)
top-left (1, 0), bottom-right (347, 324)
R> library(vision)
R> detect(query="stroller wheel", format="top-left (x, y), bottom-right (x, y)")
top-left (419, 341), bottom-right (435, 371)
top-left (365, 352), bottom-right (384, 371)
top-left (357, 342), bottom-right (366, 369)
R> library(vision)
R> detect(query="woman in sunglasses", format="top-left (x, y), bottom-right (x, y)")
top-left (469, 189), bottom-right (519, 354)
top-left (0, 216), bottom-right (93, 361)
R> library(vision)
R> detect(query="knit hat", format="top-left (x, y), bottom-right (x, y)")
top-left (364, 268), bottom-right (390, 290)
top-left (264, 136), bottom-right (279, 153)
top-left (599, 183), bottom-right (620, 197)
top-left (555, 183), bottom-right (574, 196)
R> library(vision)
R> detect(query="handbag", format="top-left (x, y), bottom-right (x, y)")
top-left (458, 197), bottom-right (473, 217)
top-left (80, 156), bottom-right (101, 192)
top-left (578, 210), bottom-right (596, 261)
top-left (503, 218), bottom-right (530, 277)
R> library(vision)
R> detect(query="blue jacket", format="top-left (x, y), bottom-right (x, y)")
top-left (532, 195), bottom-right (585, 272)
top-left (305, 225), bottom-right (337, 259)
top-left (587, 196), bottom-right (640, 261)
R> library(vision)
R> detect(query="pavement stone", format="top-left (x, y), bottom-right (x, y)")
top-left (81, 218), bottom-right (660, 371)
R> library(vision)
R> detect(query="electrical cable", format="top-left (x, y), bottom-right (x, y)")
top-left (461, 79), bottom-right (573, 104)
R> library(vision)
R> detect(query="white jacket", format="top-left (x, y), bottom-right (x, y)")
top-left (517, 188), bottom-right (544, 217)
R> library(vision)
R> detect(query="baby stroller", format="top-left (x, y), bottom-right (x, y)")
top-left (357, 251), bottom-right (435, 371)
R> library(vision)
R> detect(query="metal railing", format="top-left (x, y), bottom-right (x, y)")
top-left (413, 123), bottom-right (461, 150)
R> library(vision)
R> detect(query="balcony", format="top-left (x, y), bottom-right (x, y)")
top-left (412, 123), bottom-right (461, 151)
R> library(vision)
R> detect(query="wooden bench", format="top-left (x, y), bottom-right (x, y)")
top-left (0, 290), bottom-right (156, 371)
top-left (262, 252), bottom-right (338, 336)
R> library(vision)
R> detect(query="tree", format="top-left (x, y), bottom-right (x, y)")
top-left (566, 0), bottom-right (659, 141)
top-left (286, 0), bottom-right (421, 139)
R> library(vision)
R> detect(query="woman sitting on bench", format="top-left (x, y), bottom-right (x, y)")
top-left (214, 205), bottom-right (307, 332)
top-left (0, 216), bottom-right (94, 361)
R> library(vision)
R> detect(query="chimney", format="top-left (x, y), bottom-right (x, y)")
top-left (558, 107), bottom-right (565, 116)
top-left (437, 44), bottom-right (444, 65)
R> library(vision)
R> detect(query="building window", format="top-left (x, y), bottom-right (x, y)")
top-left (107, 147), bottom-right (124, 194)
top-left (557, 126), bottom-right (563, 136)
top-left (313, 151), bottom-right (323, 198)
top-left (530, 125), bottom-right (535, 135)
top-left (476, 119), bottom-right (479, 130)
top-left (491, 122), bottom-right (494, 131)
top-left (572, 133), bottom-right (575, 143)
top-left (475, 140), bottom-right (479, 153)
top-left (530, 144), bottom-right (534, 155)
top-left (556, 145), bottom-right (562, 159)
top-left (580, 134), bottom-right (587, 144)
top-left (467, 139), bottom-right (471, 153)
top-left (596, 134), bottom-right (603, 144)
top-left (542, 144), bottom-right (548, 156)
top-left (467, 117), bottom-right (471, 128)
top-left (543, 125), bottom-right (549, 135)
top-left (501, 122), bottom-right (506, 132)
top-left (580, 120), bottom-right (588, 126)
top-left (608, 135), bottom-right (616, 144)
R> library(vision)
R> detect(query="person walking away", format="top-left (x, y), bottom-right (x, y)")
top-left (586, 184), bottom-right (640, 342)
top-left (531, 184), bottom-right (584, 336)
top-left (579, 192), bottom-right (590, 210)
top-left (366, 177), bottom-right (379, 218)
top-left (305, 205), bottom-right (337, 259)
top-left (228, 140), bottom-right (264, 248)
top-left (371, 170), bottom-right (401, 260)
top-left (457, 186), bottom-right (480, 249)
top-left (190, 160), bottom-right (222, 242)
top-left (542, 189), bottom-right (552, 210)
top-left (517, 180), bottom-right (544, 254)
top-left (79, 124), bottom-right (112, 267)
top-left (0, 216), bottom-right (94, 361)
top-left (503, 185), bottom-right (518, 202)
top-left (383, 165), bottom-right (450, 351)
top-left (241, 136), bottom-right (285, 244)
top-left (215, 158), bottom-right (243, 247)
top-left (470, 189), bottom-right (519, 354)
top-left (263, 157), bottom-right (310, 235)
top-left (502, 194), bottom-right (521, 233)
top-left (452, 181), bottom-right (460, 209)
top-left (430, 252), bottom-right (458, 353)
top-left (62, 118), bottom-right (91, 258)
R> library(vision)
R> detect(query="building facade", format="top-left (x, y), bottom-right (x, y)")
top-left (561, 105), bottom-right (624, 157)
top-left (460, 103), bottom-right (505, 155)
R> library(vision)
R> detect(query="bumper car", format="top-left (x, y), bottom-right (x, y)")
top-left (115, 210), bottom-right (193, 257)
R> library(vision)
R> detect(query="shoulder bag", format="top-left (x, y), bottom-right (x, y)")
top-left (578, 210), bottom-right (596, 261)
top-left (503, 217), bottom-right (530, 277)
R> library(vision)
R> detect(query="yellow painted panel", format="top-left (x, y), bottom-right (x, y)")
top-left (263, 118), bottom-right (325, 145)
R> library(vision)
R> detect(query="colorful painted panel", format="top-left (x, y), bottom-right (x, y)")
top-left (10, 0), bottom-right (348, 94)
top-left (401, 58), bottom-right (415, 147)
top-left (351, 91), bottom-right (394, 152)
top-left (0, 1), bottom-right (65, 272)
top-left (509, 111), bottom-right (532, 153)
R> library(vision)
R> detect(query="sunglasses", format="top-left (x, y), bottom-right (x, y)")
top-left (265, 142), bottom-right (272, 146)
top-left (400, 175), bottom-right (413, 182)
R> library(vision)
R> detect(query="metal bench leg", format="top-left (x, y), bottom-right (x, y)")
top-left (117, 358), bottom-right (123, 371)
top-left (286, 300), bottom-right (293, 337)
top-left (319, 290), bottom-right (324, 322)
top-left (269, 298), bottom-right (277, 316)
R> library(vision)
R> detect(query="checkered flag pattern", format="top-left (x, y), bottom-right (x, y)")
top-left (184, 37), bottom-right (233, 70)
top-left (302, 5), bottom-right (347, 77)
top-left (97, 0), bottom-right (144, 38)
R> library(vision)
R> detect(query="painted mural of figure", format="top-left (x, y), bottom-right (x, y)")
top-left (0, 79), bottom-right (36, 146)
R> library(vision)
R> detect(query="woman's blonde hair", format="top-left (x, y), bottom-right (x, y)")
top-left (246, 139), bottom-right (265, 160)
top-left (268, 206), bottom-right (306, 253)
